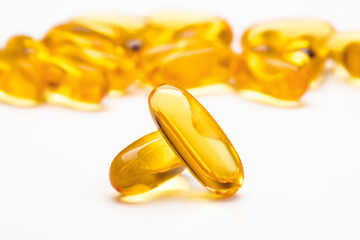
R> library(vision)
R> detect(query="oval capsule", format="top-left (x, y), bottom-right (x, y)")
top-left (43, 15), bottom-right (145, 94)
top-left (144, 11), bottom-right (233, 46)
top-left (110, 131), bottom-right (185, 195)
top-left (242, 19), bottom-right (334, 84)
top-left (141, 39), bottom-right (234, 89)
top-left (232, 50), bottom-right (313, 102)
top-left (328, 32), bottom-right (360, 78)
top-left (148, 84), bottom-right (244, 196)
top-left (0, 36), bottom-right (48, 105)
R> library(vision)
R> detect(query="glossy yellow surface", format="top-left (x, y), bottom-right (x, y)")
top-left (233, 51), bottom-right (313, 102)
top-left (241, 19), bottom-right (334, 88)
top-left (144, 11), bottom-right (233, 46)
top-left (43, 15), bottom-right (145, 94)
top-left (329, 32), bottom-right (360, 78)
top-left (110, 131), bottom-right (185, 195)
top-left (0, 36), bottom-right (48, 105)
top-left (141, 39), bottom-right (234, 89)
top-left (149, 84), bottom-right (244, 196)
top-left (44, 56), bottom-right (109, 105)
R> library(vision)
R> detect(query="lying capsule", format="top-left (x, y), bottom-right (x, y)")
top-left (144, 11), bottom-right (233, 46)
top-left (0, 36), bottom-right (48, 105)
top-left (241, 19), bottom-right (334, 85)
top-left (141, 39), bottom-right (234, 89)
top-left (149, 84), bottom-right (244, 196)
top-left (232, 50), bottom-right (313, 103)
top-left (43, 15), bottom-right (145, 94)
top-left (44, 55), bottom-right (109, 107)
top-left (110, 131), bottom-right (185, 195)
top-left (328, 32), bottom-right (360, 79)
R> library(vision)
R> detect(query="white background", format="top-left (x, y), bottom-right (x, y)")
top-left (0, 0), bottom-right (360, 239)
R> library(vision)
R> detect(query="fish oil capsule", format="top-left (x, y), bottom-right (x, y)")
top-left (232, 50), bottom-right (313, 103)
top-left (44, 56), bottom-right (109, 108)
top-left (144, 11), bottom-right (233, 46)
top-left (43, 22), bottom-right (117, 53)
top-left (149, 84), bottom-right (244, 196)
top-left (110, 131), bottom-right (185, 195)
top-left (46, 45), bottom-right (136, 96)
top-left (0, 36), bottom-right (48, 105)
top-left (71, 14), bottom-right (146, 50)
top-left (241, 19), bottom-right (334, 86)
top-left (44, 15), bottom-right (145, 94)
top-left (328, 32), bottom-right (360, 79)
top-left (141, 39), bottom-right (234, 89)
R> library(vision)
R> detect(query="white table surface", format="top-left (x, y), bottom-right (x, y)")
top-left (1, 0), bottom-right (360, 239)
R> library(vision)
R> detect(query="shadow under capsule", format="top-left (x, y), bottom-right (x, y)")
top-left (112, 175), bottom-right (240, 204)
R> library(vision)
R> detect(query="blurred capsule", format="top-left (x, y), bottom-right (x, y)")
top-left (328, 32), bottom-right (360, 79)
top-left (232, 50), bottom-right (313, 104)
top-left (242, 19), bottom-right (334, 86)
top-left (43, 15), bottom-right (145, 94)
top-left (47, 45), bottom-right (136, 96)
top-left (0, 36), bottom-right (48, 106)
top-left (44, 55), bottom-right (109, 109)
top-left (141, 39), bottom-right (234, 89)
top-left (144, 11), bottom-right (233, 46)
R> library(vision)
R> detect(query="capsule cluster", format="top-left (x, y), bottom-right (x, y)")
top-left (0, 12), bottom-right (359, 108)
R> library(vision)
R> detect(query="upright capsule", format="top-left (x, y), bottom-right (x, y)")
top-left (149, 84), bottom-right (244, 196)
top-left (141, 39), bottom-right (234, 89)
top-left (144, 11), bottom-right (233, 46)
top-left (109, 131), bottom-right (185, 195)
top-left (328, 32), bottom-right (360, 79)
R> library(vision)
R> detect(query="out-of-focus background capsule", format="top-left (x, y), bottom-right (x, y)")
top-left (140, 39), bottom-right (234, 89)
top-left (328, 32), bottom-right (360, 82)
top-left (232, 19), bottom-right (334, 105)
top-left (144, 11), bottom-right (233, 46)
top-left (44, 55), bottom-right (109, 110)
top-left (240, 19), bottom-right (334, 89)
top-left (232, 50), bottom-right (313, 105)
top-left (43, 15), bottom-right (146, 95)
top-left (0, 36), bottom-right (48, 106)
top-left (110, 131), bottom-right (185, 196)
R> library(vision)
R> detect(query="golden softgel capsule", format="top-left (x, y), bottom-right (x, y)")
top-left (110, 85), bottom-right (244, 197)
top-left (43, 15), bottom-right (145, 94)
top-left (241, 19), bottom-right (334, 88)
top-left (234, 19), bottom-right (334, 103)
top-left (0, 36), bottom-right (48, 106)
top-left (233, 50), bottom-right (313, 103)
top-left (110, 131), bottom-right (185, 195)
top-left (141, 39), bottom-right (234, 89)
top-left (44, 56), bottom-right (109, 106)
top-left (149, 85), bottom-right (244, 196)
top-left (144, 11), bottom-right (233, 46)
top-left (328, 32), bottom-right (360, 79)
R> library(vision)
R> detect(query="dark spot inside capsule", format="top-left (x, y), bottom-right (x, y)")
top-left (300, 48), bottom-right (315, 58)
top-left (126, 39), bottom-right (142, 51)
